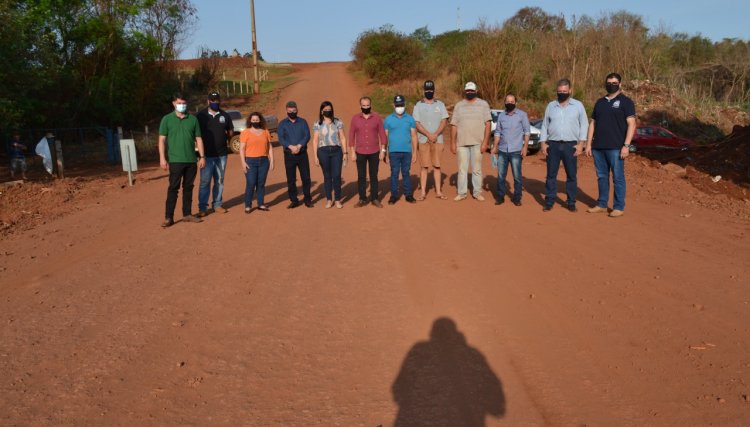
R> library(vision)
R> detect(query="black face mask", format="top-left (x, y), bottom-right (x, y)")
top-left (424, 91), bottom-right (434, 100)
top-left (504, 103), bottom-right (516, 112)
top-left (322, 110), bottom-right (333, 118)
top-left (250, 122), bottom-right (261, 129)
top-left (361, 107), bottom-right (371, 114)
top-left (287, 112), bottom-right (297, 120)
top-left (465, 92), bottom-right (477, 100)
top-left (605, 82), bottom-right (620, 94)
top-left (557, 92), bottom-right (570, 102)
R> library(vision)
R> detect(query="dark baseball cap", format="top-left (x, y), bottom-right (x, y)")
top-left (423, 80), bottom-right (435, 90)
top-left (208, 91), bottom-right (221, 100)
top-left (285, 100), bottom-right (297, 109)
top-left (393, 95), bottom-right (405, 106)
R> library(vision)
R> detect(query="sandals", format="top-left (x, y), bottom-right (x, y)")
top-left (436, 193), bottom-right (447, 200)
top-left (416, 193), bottom-right (426, 201)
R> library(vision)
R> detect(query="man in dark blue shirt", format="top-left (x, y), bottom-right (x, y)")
top-left (585, 72), bottom-right (636, 218)
top-left (278, 100), bottom-right (313, 208)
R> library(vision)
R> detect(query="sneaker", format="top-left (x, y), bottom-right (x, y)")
top-left (454, 194), bottom-right (467, 201)
top-left (388, 197), bottom-right (398, 205)
top-left (405, 196), bottom-right (417, 204)
top-left (196, 210), bottom-right (209, 218)
top-left (354, 200), bottom-right (369, 208)
top-left (474, 194), bottom-right (485, 202)
top-left (371, 199), bottom-right (383, 208)
top-left (244, 206), bottom-right (252, 214)
top-left (567, 204), bottom-right (577, 213)
top-left (304, 201), bottom-right (314, 208)
top-left (325, 200), bottom-right (333, 209)
top-left (214, 206), bottom-right (228, 214)
top-left (182, 215), bottom-right (202, 223)
top-left (287, 200), bottom-right (301, 209)
top-left (161, 218), bottom-right (174, 228)
top-left (334, 201), bottom-right (343, 209)
top-left (543, 204), bottom-right (553, 212)
top-left (512, 199), bottom-right (522, 206)
top-left (609, 209), bottom-right (624, 218)
top-left (495, 198), bottom-right (505, 206)
top-left (206, 208), bottom-right (216, 215)
top-left (587, 206), bottom-right (608, 214)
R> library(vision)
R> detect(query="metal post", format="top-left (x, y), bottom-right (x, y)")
top-left (250, 0), bottom-right (260, 94)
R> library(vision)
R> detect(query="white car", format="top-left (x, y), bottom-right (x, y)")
top-left (226, 110), bottom-right (278, 154)
top-left (490, 109), bottom-right (541, 153)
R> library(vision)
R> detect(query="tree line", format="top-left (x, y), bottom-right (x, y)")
top-left (0, 0), bottom-right (197, 130)
top-left (351, 7), bottom-right (750, 111)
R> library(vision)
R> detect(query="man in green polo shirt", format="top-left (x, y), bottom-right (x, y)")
top-left (158, 92), bottom-right (206, 227)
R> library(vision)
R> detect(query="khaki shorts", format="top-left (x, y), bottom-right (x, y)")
top-left (418, 142), bottom-right (444, 168)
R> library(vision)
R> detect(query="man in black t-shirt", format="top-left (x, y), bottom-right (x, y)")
top-left (196, 91), bottom-right (234, 216)
top-left (585, 73), bottom-right (636, 218)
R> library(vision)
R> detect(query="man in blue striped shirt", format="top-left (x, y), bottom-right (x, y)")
top-left (491, 94), bottom-right (530, 206)
top-left (540, 78), bottom-right (589, 212)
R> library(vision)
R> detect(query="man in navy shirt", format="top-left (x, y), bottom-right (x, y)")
top-left (585, 73), bottom-right (636, 218)
top-left (278, 100), bottom-right (313, 208)
top-left (196, 91), bottom-right (233, 216)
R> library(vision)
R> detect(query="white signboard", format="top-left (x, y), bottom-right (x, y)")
top-left (119, 139), bottom-right (138, 172)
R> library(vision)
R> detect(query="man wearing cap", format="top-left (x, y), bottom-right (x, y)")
top-left (278, 100), bottom-right (313, 208)
top-left (450, 82), bottom-right (492, 201)
top-left (539, 78), bottom-right (589, 212)
top-left (349, 96), bottom-right (387, 208)
top-left (384, 95), bottom-right (418, 205)
top-left (491, 93), bottom-right (530, 206)
top-left (413, 80), bottom-right (449, 200)
top-left (196, 91), bottom-right (233, 216)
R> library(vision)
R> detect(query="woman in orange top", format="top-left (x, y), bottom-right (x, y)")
top-left (239, 112), bottom-right (275, 213)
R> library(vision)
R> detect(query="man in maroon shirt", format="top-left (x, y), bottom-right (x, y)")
top-left (349, 96), bottom-right (387, 208)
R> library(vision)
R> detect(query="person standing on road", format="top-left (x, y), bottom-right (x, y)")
top-left (278, 100), bottom-right (314, 209)
top-left (450, 82), bottom-right (492, 202)
top-left (158, 93), bottom-right (205, 228)
top-left (349, 96), bottom-right (387, 208)
top-left (539, 78), bottom-right (588, 212)
top-left (8, 132), bottom-right (28, 180)
top-left (413, 80), bottom-right (449, 200)
top-left (491, 94), bottom-right (530, 206)
top-left (240, 112), bottom-right (274, 214)
top-left (585, 72), bottom-right (636, 218)
top-left (196, 91), bottom-right (233, 217)
top-left (312, 101), bottom-right (347, 209)
top-left (384, 95), bottom-right (418, 205)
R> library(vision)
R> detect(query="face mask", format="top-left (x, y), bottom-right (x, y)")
top-left (465, 92), bottom-right (477, 100)
top-left (361, 107), bottom-right (371, 114)
top-left (250, 122), bottom-right (261, 129)
top-left (557, 92), bottom-right (570, 102)
top-left (395, 106), bottom-right (405, 115)
top-left (322, 110), bottom-right (333, 118)
top-left (287, 112), bottom-right (297, 120)
top-left (605, 83), bottom-right (620, 94)
top-left (504, 103), bottom-right (516, 112)
top-left (209, 102), bottom-right (220, 111)
top-left (175, 103), bottom-right (187, 113)
top-left (424, 91), bottom-right (434, 100)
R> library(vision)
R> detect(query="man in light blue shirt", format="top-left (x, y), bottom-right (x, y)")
top-left (539, 78), bottom-right (588, 212)
top-left (491, 93), bottom-right (530, 206)
top-left (384, 95), bottom-right (418, 205)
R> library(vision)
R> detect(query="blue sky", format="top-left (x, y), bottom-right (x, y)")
top-left (182, 1), bottom-right (750, 62)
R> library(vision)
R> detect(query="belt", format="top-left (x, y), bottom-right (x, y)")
top-left (284, 147), bottom-right (307, 154)
top-left (548, 140), bottom-right (577, 144)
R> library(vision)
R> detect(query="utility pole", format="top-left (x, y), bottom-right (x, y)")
top-left (250, 0), bottom-right (259, 94)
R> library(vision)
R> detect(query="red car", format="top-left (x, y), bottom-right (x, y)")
top-left (632, 125), bottom-right (692, 151)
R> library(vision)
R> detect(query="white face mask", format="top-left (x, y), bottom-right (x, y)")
top-left (175, 103), bottom-right (187, 113)
top-left (395, 106), bottom-right (405, 115)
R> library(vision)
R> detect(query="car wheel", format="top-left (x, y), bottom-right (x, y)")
top-left (229, 135), bottom-right (241, 154)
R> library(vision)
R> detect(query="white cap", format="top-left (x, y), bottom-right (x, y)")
top-left (464, 82), bottom-right (477, 91)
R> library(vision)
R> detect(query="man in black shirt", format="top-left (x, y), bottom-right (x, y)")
top-left (196, 91), bottom-right (234, 216)
top-left (585, 73), bottom-right (636, 218)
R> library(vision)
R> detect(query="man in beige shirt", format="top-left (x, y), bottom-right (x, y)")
top-left (450, 82), bottom-right (492, 201)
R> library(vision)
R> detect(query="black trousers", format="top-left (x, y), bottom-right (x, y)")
top-left (356, 152), bottom-right (380, 201)
top-left (165, 162), bottom-right (197, 219)
top-left (284, 150), bottom-right (312, 203)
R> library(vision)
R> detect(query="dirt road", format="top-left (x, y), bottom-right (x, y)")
top-left (1, 62), bottom-right (750, 426)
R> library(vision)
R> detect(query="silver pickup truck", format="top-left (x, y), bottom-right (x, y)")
top-left (226, 110), bottom-right (279, 154)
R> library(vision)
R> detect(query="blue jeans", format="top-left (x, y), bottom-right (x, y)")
top-left (593, 149), bottom-right (626, 211)
top-left (198, 155), bottom-right (227, 212)
top-left (389, 152), bottom-right (413, 198)
top-left (545, 142), bottom-right (578, 206)
top-left (244, 157), bottom-right (270, 208)
top-left (318, 146), bottom-right (343, 201)
top-left (496, 151), bottom-right (522, 201)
